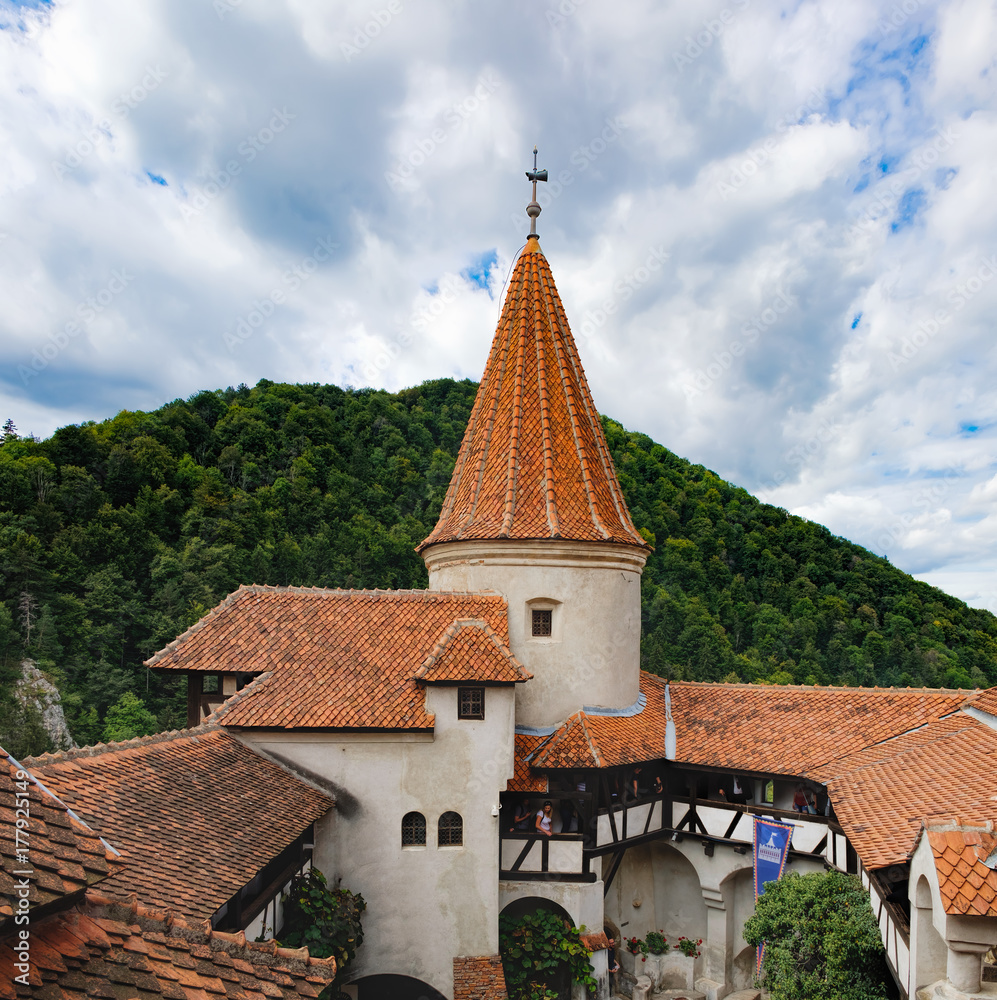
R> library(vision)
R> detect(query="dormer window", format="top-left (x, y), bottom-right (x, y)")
top-left (458, 686), bottom-right (485, 720)
top-left (532, 609), bottom-right (552, 637)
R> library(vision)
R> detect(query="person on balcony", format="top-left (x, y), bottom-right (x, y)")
top-left (536, 800), bottom-right (554, 837)
top-left (511, 800), bottom-right (533, 832)
top-left (793, 783), bottom-right (809, 812)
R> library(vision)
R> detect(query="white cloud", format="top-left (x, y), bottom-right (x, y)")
top-left (2, 0), bottom-right (997, 612)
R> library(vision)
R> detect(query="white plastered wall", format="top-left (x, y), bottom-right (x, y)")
top-left (423, 539), bottom-right (646, 728)
top-left (605, 837), bottom-right (826, 995)
top-left (235, 684), bottom-right (516, 1000)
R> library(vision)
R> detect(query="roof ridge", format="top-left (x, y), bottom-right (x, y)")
top-left (23, 722), bottom-right (221, 765)
top-left (414, 617), bottom-right (530, 682)
top-left (532, 258), bottom-right (560, 537)
top-left (5, 748), bottom-right (123, 862)
top-left (817, 713), bottom-right (980, 781)
top-left (541, 263), bottom-right (611, 540)
top-left (84, 891), bottom-right (337, 973)
top-left (667, 678), bottom-right (976, 695)
top-left (500, 273), bottom-right (527, 535)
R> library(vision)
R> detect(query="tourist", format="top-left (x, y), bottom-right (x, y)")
top-left (793, 783), bottom-right (809, 813)
top-left (511, 800), bottom-right (533, 832)
top-left (536, 800), bottom-right (554, 837)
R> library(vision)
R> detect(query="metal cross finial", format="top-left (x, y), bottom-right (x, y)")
top-left (525, 145), bottom-right (548, 238)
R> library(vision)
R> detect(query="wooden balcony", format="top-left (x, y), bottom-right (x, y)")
top-left (499, 832), bottom-right (594, 882)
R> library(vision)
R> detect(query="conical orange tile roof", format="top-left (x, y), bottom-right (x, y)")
top-left (418, 236), bottom-right (648, 552)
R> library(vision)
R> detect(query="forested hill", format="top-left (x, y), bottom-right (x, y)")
top-left (3, 378), bottom-right (996, 756)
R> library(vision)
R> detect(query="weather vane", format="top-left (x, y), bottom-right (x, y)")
top-left (525, 145), bottom-right (548, 238)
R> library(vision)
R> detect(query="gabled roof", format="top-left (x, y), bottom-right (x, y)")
top-left (418, 239), bottom-right (648, 553)
top-left (0, 892), bottom-right (336, 999)
top-left (414, 618), bottom-right (531, 684)
top-left (25, 725), bottom-right (331, 921)
top-left (923, 822), bottom-right (997, 917)
top-left (813, 711), bottom-right (997, 870)
top-left (0, 748), bottom-right (122, 927)
top-left (146, 586), bottom-right (511, 730)
top-left (527, 690), bottom-right (668, 771)
top-left (530, 713), bottom-right (603, 769)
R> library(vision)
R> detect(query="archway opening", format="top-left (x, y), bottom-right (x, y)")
top-left (721, 865), bottom-right (756, 990)
top-left (352, 974), bottom-right (446, 1000)
top-left (500, 895), bottom-right (573, 923)
top-left (500, 896), bottom-right (576, 999)
top-left (914, 875), bottom-right (948, 991)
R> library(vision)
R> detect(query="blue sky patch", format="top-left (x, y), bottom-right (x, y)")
top-left (851, 313), bottom-right (862, 329)
top-left (146, 171), bottom-right (168, 186)
top-left (892, 188), bottom-right (926, 231)
top-left (461, 249), bottom-right (498, 293)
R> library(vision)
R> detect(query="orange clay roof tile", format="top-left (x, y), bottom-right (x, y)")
top-left (508, 735), bottom-right (550, 794)
top-left (526, 676), bottom-right (964, 774)
top-left (967, 686), bottom-right (997, 717)
top-left (145, 586), bottom-right (511, 731)
top-left (813, 712), bottom-right (997, 869)
top-left (924, 824), bottom-right (997, 916)
top-left (520, 675), bottom-right (994, 874)
top-left (0, 893), bottom-right (336, 1000)
top-left (418, 240), bottom-right (648, 552)
top-left (0, 747), bottom-right (123, 925)
top-left (414, 618), bottom-right (532, 684)
top-left (24, 726), bottom-right (331, 922)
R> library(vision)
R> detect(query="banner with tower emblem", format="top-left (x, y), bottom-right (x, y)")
top-left (753, 816), bottom-right (795, 975)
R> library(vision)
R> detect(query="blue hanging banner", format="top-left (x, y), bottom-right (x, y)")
top-left (753, 816), bottom-right (795, 975)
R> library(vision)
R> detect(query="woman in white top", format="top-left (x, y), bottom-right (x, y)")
top-left (536, 800), bottom-right (554, 836)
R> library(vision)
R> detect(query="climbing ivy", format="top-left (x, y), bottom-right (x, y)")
top-left (499, 909), bottom-right (597, 1000)
top-left (279, 868), bottom-right (365, 989)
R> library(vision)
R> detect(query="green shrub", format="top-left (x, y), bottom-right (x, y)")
top-left (743, 870), bottom-right (890, 1000)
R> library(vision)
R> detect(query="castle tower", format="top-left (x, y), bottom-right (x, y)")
top-left (418, 159), bottom-right (650, 728)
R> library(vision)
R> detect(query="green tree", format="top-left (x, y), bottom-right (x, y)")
top-left (102, 692), bottom-right (158, 742)
top-left (743, 870), bottom-right (890, 1000)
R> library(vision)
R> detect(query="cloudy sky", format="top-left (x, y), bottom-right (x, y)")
top-left (2, 0), bottom-right (997, 610)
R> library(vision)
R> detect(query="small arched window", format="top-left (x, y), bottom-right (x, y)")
top-left (438, 811), bottom-right (463, 847)
top-left (401, 811), bottom-right (426, 847)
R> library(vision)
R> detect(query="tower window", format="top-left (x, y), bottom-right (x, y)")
top-left (401, 811), bottom-right (426, 847)
top-left (438, 811), bottom-right (463, 847)
top-left (532, 609), bottom-right (552, 637)
top-left (458, 686), bottom-right (485, 720)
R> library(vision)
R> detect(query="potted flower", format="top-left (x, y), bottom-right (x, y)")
top-left (620, 935), bottom-right (648, 975)
top-left (674, 936), bottom-right (702, 959)
top-left (641, 930), bottom-right (669, 990)
top-left (645, 930), bottom-right (667, 955)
